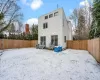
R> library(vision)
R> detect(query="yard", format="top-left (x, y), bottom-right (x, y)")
top-left (0, 48), bottom-right (100, 80)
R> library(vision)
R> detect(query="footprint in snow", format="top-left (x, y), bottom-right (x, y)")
top-left (70, 60), bottom-right (78, 64)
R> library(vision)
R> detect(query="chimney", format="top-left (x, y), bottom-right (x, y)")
top-left (25, 24), bottom-right (30, 34)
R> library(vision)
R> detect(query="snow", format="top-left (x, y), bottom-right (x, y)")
top-left (0, 48), bottom-right (100, 80)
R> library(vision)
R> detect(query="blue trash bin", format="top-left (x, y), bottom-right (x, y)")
top-left (58, 46), bottom-right (62, 51)
top-left (54, 47), bottom-right (59, 52)
top-left (54, 46), bottom-right (62, 52)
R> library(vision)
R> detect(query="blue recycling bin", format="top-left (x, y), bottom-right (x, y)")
top-left (54, 47), bottom-right (59, 52)
top-left (54, 46), bottom-right (62, 52)
top-left (58, 46), bottom-right (62, 51)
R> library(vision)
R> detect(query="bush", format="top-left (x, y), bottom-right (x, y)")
top-left (0, 33), bottom-right (4, 39)
top-left (0, 33), bottom-right (38, 40)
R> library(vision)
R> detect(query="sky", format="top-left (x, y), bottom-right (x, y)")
top-left (18, 0), bottom-right (91, 27)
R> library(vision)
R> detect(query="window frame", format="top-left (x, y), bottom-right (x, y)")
top-left (40, 36), bottom-right (46, 45)
top-left (43, 23), bottom-right (45, 29)
top-left (46, 23), bottom-right (48, 28)
top-left (54, 12), bottom-right (58, 16)
top-left (43, 23), bottom-right (48, 29)
top-left (51, 35), bottom-right (58, 46)
top-left (64, 36), bottom-right (66, 42)
top-left (45, 16), bottom-right (48, 19)
top-left (49, 14), bottom-right (53, 18)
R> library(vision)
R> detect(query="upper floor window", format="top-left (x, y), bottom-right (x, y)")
top-left (43, 23), bottom-right (48, 29)
top-left (49, 14), bottom-right (53, 18)
top-left (45, 16), bottom-right (48, 19)
top-left (54, 12), bottom-right (58, 16)
top-left (43, 23), bottom-right (45, 29)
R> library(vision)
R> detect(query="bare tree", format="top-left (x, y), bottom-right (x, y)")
top-left (69, 9), bottom-right (78, 28)
top-left (0, 0), bottom-right (23, 33)
top-left (76, 8), bottom-right (86, 40)
top-left (17, 21), bottom-right (23, 33)
top-left (71, 2), bottom-right (92, 40)
top-left (8, 23), bottom-right (15, 33)
top-left (0, 0), bottom-right (23, 57)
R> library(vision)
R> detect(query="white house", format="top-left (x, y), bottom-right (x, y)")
top-left (38, 8), bottom-right (73, 49)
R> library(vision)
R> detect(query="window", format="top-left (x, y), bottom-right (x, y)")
top-left (45, 16), bottom-right (48, 19)
top-left (43, 23), bottom-right (45, 29)
top-left (40, 36), bottom-right (46, 45)
top-left (51, 35), bottom-right (58, 46)
top-left (49, 14), bottom-right (53, 18)
top-left (46, 23), bottom-right (48, 28)
top-left (64, 36), bottom-right (66, 42)
top-left (54, 12), bottom-right (58, 16)
top-left (43, 23), bottom-right (48, 29)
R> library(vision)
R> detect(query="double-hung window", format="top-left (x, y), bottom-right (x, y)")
top-left (43, 23), bottom-right (48, 29)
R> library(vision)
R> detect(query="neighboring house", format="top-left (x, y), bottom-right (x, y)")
top-left (38, 8), bottom-right (73, 49)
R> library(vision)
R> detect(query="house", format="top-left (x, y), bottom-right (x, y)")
top-left (38, 8), bottom-right (73, 49)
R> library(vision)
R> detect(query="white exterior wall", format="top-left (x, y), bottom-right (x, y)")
top-left (60, 9), bottom-right (73, 48)
top-left (62, 12), bottom-right (68, 48)
top-left (38, 8), bottom-right (72, 48)
top-left (68, 21), bottom-right (73, 40)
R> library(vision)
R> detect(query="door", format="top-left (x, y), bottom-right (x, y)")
top-left (51, 35), bottom-right (58, 46)
top-left (40, 36), bottom-right (46, 45)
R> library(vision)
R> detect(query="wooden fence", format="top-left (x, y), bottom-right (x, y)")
top-left (67, 38), bottom-right (100, 62)
top-left (67, 40), bottom-right (88, 50)
top-left (0, 39), bottom-right (38, 49)
top-left (88, 38), bottom-right (100, 63)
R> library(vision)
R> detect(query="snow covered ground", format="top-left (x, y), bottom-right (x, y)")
top-left (0, 48), bottom-right (100, 80)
